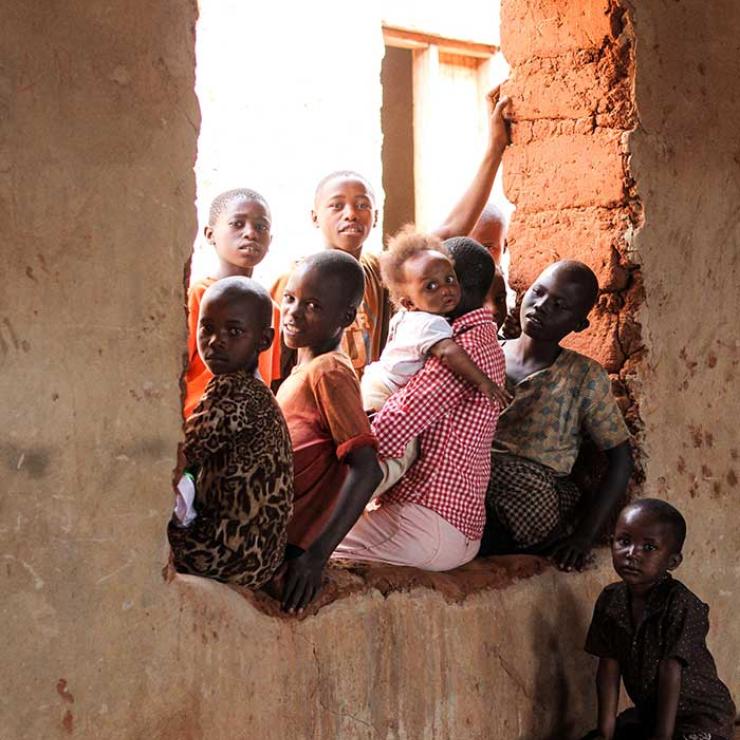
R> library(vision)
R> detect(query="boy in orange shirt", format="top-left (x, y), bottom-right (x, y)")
top-left (273, 251), bottom-right (382, 613)
top-left (183, 188), bottom-right (282, 418)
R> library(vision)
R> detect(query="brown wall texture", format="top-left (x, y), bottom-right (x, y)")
top-left (0, 1), bottom-right (737, 738)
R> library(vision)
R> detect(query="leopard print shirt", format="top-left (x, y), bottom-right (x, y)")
top-left (168, 370), bottom-right (293, 589)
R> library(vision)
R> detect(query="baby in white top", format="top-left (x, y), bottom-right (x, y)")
top-left (361, 228), bottom-right (509, 413)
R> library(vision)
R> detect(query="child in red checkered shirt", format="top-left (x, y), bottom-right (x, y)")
top-left (361, 228), bottom-right (510, 493)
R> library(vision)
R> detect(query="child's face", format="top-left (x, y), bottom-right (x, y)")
top-left (484, 269), bottom-right (507, 328)
top-left (519, 266), bottom-right (590, 342)
top-left (611, 506), bottom-right (682, 590)
top-left (312, 177), bottom-right (377, 258)
top-left (281, 264), bottom-right (354, 352)
top-left (197, 293), bottom-right (273, 375)
top-left (205, 198), bottom-right (272, 273)
top-left (398, 251), bottom-right (461, 315)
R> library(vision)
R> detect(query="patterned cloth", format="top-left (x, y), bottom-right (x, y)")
top-left (271, 251), bottom-right (393, 380)
top-left (493, 347), bottom-right (630, 475)
top-left (486, 453), bottom-right (581, 547)
top-left (586, 576), bottom-right (736, 739)
top-left (372, 308), bottom-right (505, 540)
top-left (168, 371), bottom-right (294, 589)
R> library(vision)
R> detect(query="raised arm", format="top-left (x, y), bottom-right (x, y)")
top-left (431, 92), bottom-right (512, 240)
top-left (550, 440), bottom-right (632, 571)
top-left (429, 338), bottom-right (511, 409)
top-left (280, 445), bottom-right (382, 613)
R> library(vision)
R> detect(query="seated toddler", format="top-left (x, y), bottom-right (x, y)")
top-left (582, 499), bottom-right (735, 740)
top-left (168, 277), bottom-right (293, 589)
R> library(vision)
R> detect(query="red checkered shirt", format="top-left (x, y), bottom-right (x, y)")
top-left (372, 308), bottom-right (505, 539)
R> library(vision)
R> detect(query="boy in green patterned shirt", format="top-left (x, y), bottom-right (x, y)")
top-left (481, 261), bottom-right (633, 571)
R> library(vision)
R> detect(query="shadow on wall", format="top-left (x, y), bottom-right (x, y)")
top-left (522, 579), bottom-right (597, 740)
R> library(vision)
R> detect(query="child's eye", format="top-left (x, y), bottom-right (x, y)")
top-left (228, 327), bottom-right (243, 337)
top-left (306, 301), bottom-right (320, 311)
top-left (230, 220), bottom-right (244, 229)
top-left (426, 282), bottom-right (438, 291)
top-left (643, 543), bottom-right (656, 552)
top-left (616, 536), bottom-right (630, 546)
top-left (256, 223), bottom-right (269, 232)
top-left (357, 202), bottom-right (371, 210)
top-left (445, 275), bottom-right (456, 284)
top-left (328, 202), bottom-right (343, 210)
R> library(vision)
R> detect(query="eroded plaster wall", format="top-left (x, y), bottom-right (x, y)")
top-left (1, 1), bottom-right (737, 739)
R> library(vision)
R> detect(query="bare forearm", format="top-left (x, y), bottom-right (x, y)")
top-left (307, 446), bottom-right (382, 562)
top-left (431, 338), bottom-right (491, 390)
top-left (652, 659), bottom-right (682, 739)
top-left (575, 442), bottom-right (632, 544)
top-left (432, 145), bottom-right (505, 240)
top-left (596, 657), bottom-right (621, 739)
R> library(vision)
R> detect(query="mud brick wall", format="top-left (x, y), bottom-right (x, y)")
top-left (501, 0), bottom-right (643, 433)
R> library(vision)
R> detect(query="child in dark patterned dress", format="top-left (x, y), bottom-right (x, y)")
top-left (168, 277), bottom-right (293, 589)
top-left (582, 499), bottom-right (735, 740)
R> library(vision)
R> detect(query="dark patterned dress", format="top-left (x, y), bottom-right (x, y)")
top-left (168, 370), bottom-right (293, 589)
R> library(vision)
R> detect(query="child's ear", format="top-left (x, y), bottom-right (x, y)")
top-left (372, 209), bottom-right (378, 228)
top-left (573, 317), bottom-right (590, 334)
top-left (341, 306), bottom-right (358, 329)
top-left (258, 327), bottom-right (275, 354)
top-left (311, 210), bottom-right (319, 228)
top-left (667, 552), bottom-right (683, 571)
top-left (204, 224), bottom-right (215, 244)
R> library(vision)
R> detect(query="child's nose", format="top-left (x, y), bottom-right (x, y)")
top-left (343, 204), bottom-right (357, 220)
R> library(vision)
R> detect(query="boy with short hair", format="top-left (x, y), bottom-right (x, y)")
top-left (274, 251), bottom-right (383, 613)
top-left (481, 260), bottom-right (633, 570)
top-left (271, 94), bottom-right (513, 381)
top-left (169, 277), bottom-right (294, 589)
top-left (582, 499), bottom-right (735, 740)
top-left (183, 188), bottom-right (281, 418)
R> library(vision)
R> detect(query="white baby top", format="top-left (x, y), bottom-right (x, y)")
top-left (361, 309), bottom-right (453, 395)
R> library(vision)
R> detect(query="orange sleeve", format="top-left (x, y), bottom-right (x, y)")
top-left (257, 300), bottom-right (282, 387)
top-left (186, 283), bottom-right (205, 365)
top-left (310, 358), bottom-right (375, 460)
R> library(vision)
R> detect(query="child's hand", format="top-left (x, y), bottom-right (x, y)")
top-left (281, 549), bottom-right (326, 614)
top-left (487, 87), bottom-right (513, 154)
top-left (479, 379), bottom-right (512, 410)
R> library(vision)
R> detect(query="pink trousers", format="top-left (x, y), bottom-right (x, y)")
top-left (332, 502), bottom-right (480, 571)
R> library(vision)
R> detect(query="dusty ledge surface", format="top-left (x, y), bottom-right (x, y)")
top-left (232, 554), bottom-right (551, 619)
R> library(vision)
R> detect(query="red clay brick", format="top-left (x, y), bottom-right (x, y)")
top-left (505, 129), bottom-right (626, 211)
top-left (506, 206), bottom-right (631, 291)
top-left (502, 0), bottom-right (615, 63)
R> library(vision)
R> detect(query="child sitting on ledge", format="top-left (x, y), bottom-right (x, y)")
top-left (581, 498), bottom-right (735, 740)
top-left (169, 277), bottom-right (293, 589)
top-left (273, 251), bottom-right (382, 614)
top-left (361, 228), bottom-right (510, 492)
top-left (480, 260), bottom-right (633, 571)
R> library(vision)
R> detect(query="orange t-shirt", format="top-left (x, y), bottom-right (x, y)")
top-left (270, 251), bottom-right (392, 381)
top-left (275, 351), bottom-right (377, 550)
top-left (183, 277), bottom-right (282, 419)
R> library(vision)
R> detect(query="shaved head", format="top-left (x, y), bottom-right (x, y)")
top-left (202, 276), bottom-right (273, 330)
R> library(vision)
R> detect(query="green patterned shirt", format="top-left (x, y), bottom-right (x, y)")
top-left (492, 348), bottom-right (629, 475)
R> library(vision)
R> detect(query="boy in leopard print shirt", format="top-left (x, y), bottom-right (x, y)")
top-left (168, 277), bottom-right (293, 589)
